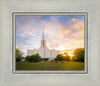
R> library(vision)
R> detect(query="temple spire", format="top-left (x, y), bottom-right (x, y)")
top-left (42, 25), bottom-right (45, 39)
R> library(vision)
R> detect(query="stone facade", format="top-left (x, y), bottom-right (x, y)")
top-left (27, 26), bottom-right (60, 60)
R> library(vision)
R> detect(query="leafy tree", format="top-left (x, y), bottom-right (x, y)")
top-left (61, 52), bottom-right (70, 61)
top-left (25, 56), bottom-right (33, 62)
top-left (72, 48), bottom-right (84, 62)
top-left (16, 48), bottom-right (23, 62)
top-left (55, 54), bottom-right (62, 61)
top-left (26, 54), bottom-right (42, 62)
top-left (55, 52), bottom-right (70, 61)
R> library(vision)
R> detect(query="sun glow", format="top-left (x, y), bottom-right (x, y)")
top-left (69, 53), bottom-right (74, 57)
top-left (56, 45), bottom-right (67, 51)
top-left (62, 53), bottom-right (66, 56)
top-left (60, 51), bottom-right (74, 60)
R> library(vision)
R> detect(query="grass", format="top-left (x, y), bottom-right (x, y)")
top-left (16, 62), bottom-right (84, 71)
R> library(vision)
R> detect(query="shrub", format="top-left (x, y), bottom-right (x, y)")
top-left (55, 52), bottom-right (70, 61)
top-left (50, 60), bottom-right (55, 63)
top-left (25, 54), bottom-right (42, 62)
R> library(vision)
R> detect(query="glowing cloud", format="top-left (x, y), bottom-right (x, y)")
top-left (16, 15), bottom-right (84, 56)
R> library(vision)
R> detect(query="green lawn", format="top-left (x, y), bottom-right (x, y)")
top-left (16, 62), bottom-right (84, 71)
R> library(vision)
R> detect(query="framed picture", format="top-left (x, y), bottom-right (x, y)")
top-left (12, 12), bottom-right (88, 74)
top-left (0, 0), bottom-right (100, 86)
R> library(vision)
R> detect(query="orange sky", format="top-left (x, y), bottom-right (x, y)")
top-left (16, 16), bottom-right (84, 56)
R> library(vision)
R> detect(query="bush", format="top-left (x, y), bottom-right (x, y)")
top-left (55, 54), bottom-right (62, 61)
top-left (50, 60), bottom-right (55, 63)
top-left (55, 52), bottom-right (70, 61)
top-left (26, 54), bottom-right (42, 62)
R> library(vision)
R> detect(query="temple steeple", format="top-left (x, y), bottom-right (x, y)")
top-left (42, 25), bottom-right (45, 40)
top-left (41, 25), bottom-right (46, 48)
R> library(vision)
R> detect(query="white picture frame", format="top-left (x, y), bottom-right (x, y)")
top-left (0, 0), bottom-right (100, 86)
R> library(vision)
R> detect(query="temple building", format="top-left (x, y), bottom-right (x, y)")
top-left (27, 26), bottom-right (60, 61)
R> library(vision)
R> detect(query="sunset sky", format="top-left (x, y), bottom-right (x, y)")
top-left (16, 15), bottom-right (84, 56)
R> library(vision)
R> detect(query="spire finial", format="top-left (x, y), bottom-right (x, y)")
top-left (42, 25), bottom-right (45, 39)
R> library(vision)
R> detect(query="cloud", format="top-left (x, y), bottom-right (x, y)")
top-left (49, 44), bottom-right (59, 49)
top-left (16, 42), bottom-right (24, 46)
top-left (18, 34), bottom-right (26, 38)
top-left (46, 18), bottom-right (84, 54)
top-left (16, 16), bottom-right (84, 56)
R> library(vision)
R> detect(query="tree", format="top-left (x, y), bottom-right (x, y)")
top-left (55, 52), bottom-right (70, 61)
top-left (72, 48), bottom-right (84, 62)
top-left (25, 55), bottom-right (33, 62)
top-left (55, 54), bottom-right (62, 61)
top-left (61, 52), bottom-right (70, 61)
top-left (26, 54), bottom-right (42, 62)
top-left (16, 48), bottom-right (23, 62)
